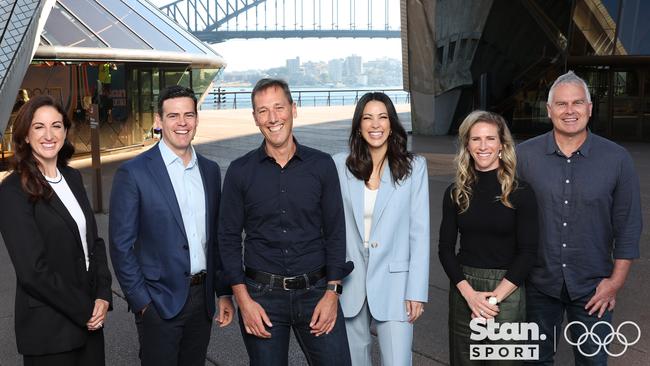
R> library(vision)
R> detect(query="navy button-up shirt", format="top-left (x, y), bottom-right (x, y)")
top-left (516, 131), bottom-right (642, 300)
top-left (218, 140), bottom-right (353, 286)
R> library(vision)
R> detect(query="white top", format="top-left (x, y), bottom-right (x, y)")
top-left (363, 185), bottom-right (378, 248)
top-left (46, 169), bottom-right (89, 270)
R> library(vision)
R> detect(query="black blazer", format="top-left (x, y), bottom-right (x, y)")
top-left (0, 166), bottom-right (112, 356)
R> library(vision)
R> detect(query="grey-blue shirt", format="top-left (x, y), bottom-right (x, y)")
top-left (516, 131), bottom-right (642, 300)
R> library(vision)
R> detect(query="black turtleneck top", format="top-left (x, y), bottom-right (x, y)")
top-left (438, 169), bottom-right (538, 286)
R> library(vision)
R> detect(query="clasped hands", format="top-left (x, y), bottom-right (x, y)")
top-left (87, 299), bottom-right (109, 331)
top-left (465, 291), bottom-right (500, 320)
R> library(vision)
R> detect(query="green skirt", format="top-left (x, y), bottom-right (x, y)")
top-left (448, 266), bottom-right (525, 366)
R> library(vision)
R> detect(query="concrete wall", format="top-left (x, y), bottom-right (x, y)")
top-left (402, 0), bottom-right (493, 135)
top-left (435, 0), bottom-right (493, 94)
top-left (402, 0), bottom-right (436, 135)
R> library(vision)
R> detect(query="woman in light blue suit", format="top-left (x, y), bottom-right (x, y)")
top-left (333, 92), bottom-right (430, 365)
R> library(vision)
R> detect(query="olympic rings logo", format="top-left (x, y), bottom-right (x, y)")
top-left (563, 321), bottom-right (641, 357)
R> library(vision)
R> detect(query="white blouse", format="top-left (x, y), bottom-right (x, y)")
top-left (363, 185), bottom-right (378, 248)
top-left (45, 169), bottom-right (89, 270)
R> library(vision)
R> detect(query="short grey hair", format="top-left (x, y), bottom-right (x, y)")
top-left (547, 70), bottom-right (591, 104)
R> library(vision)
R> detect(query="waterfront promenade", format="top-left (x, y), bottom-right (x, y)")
top-left (1, 104), bottom-right (649, 365)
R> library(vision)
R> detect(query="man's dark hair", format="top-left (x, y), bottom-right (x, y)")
top-left (157, 85), bottom-right (197, 116)
top-left (250, 78), bottom-right (293, 110)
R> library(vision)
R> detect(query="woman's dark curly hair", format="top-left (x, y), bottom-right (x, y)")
top-left (10, 95), bottom-right (74, 202)
top-left (346, 92), bottom-right (413, 183)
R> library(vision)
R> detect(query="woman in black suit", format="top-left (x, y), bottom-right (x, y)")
top-left (0, 95), bottom-right (112, 366)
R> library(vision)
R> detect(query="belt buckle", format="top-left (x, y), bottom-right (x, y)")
top-left (281, 273), bottom-right (309, 290)
top-left (282, 275), bottom-right (297, 290)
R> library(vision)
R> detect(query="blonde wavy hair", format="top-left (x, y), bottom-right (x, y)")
top-left (452, 110), bottom-right (518, 213)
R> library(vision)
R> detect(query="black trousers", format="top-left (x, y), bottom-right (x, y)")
top-left (23, 329), bottom-right (105, 366)
top-left (135, 284), bottom-right (212, 366)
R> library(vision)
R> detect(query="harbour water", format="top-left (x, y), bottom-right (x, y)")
top-left (201, 87), bottom-right (409, 110)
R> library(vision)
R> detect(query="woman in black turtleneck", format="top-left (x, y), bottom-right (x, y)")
top-left (438, 110), bottom-right (538, 366)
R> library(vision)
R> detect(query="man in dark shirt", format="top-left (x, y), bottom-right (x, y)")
top-left (517, 71), bottom-right (642, 365)
top-left (218, 78), bottom-right (353, 365)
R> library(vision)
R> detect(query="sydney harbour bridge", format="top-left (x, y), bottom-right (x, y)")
top-left (159, 0), bottom-right (402, 43)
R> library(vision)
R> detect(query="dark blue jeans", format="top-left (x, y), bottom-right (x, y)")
top-left (524, 283), bottom-right (612, 366)
top-left (239, 276), bottom-right (352, 366)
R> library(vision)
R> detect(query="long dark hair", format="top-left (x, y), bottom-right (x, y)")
top-left (346, 92), bottom-right (413, 183)
top-left (10, 95), bottom-right (75, 202)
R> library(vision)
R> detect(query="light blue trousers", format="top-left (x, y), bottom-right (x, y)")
top-left (344, 299), bottom-right (414, 366)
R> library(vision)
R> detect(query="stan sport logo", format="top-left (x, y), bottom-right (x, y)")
top-left (469, 318), bottom-right (641, 361)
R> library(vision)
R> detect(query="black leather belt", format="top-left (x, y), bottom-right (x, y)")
top-left (190, 271), bottom-right (206, 286)
top-left (245, 267), bottom-right (326, 290)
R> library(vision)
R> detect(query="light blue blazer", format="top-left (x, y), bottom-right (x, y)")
top-left (333, 153), bottom-right (430, 321)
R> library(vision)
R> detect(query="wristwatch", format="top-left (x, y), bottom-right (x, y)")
top-left (488, 296), bottom-right (499, 305)
top-left (327, 283), bottom-right (343, 295)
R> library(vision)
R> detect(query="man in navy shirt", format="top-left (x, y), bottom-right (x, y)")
top-left (218, 78), bottom-right (353, 365)
top-left (517, 71), bottom-right (642, 365)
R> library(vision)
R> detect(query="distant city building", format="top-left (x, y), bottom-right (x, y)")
top-left (364, 58), bottom-right (403, 86)
top-left (328, 59), bottom-right (344, 83)
top-left (286, 56), bottom-right (301, 75)
top-left (221, 55), bottom-right (401, 88)
top-left (344, 55), bottom-right (363, 77)
top-left (358, 74), bottom-right (369, 86)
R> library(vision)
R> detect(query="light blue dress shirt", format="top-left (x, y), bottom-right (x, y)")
top-left (159, 140), bottom-right (207, 275)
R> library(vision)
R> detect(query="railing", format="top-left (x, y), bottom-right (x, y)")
top-left (203, 88), bottom-right (409, 110)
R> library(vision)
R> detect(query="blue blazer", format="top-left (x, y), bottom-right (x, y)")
top-left (109, 145), bottom-right (228, 320)
top-left (333, 153), bottom-right (430, 321)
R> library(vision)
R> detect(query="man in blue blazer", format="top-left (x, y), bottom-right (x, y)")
top-left (109, 86), bottom-right (234, 366)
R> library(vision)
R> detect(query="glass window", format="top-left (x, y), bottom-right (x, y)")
top-left (99, 1), bottom-right (184, 52)
top-left (612, 70), bottom-right (641, 138)
top-left (436, 46), bottom-right (444, 65)
top-left (643, 71), bottom-right (650, 140)
top-left (163, 70), bottom-right (191, 88)
top-left (41, 4), bottom-right (107, 48)
top-left (192, 68), bottom-right (221, 107)
top-left (575, 67), bottom-right (610, 135)
top-left (615, 0), bottom-right (650, 55)
top-left (614, 70), bottom-right (639, 96)
top-left (59, 0), bottom-right (149, 49)
top-left (121, 0), bottom-right (208, 54)
top-left (448, 41), bottom-right (456, 63)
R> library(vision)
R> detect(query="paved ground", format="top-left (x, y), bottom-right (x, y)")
top-left (1, 104), bottom-right (649, 365)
